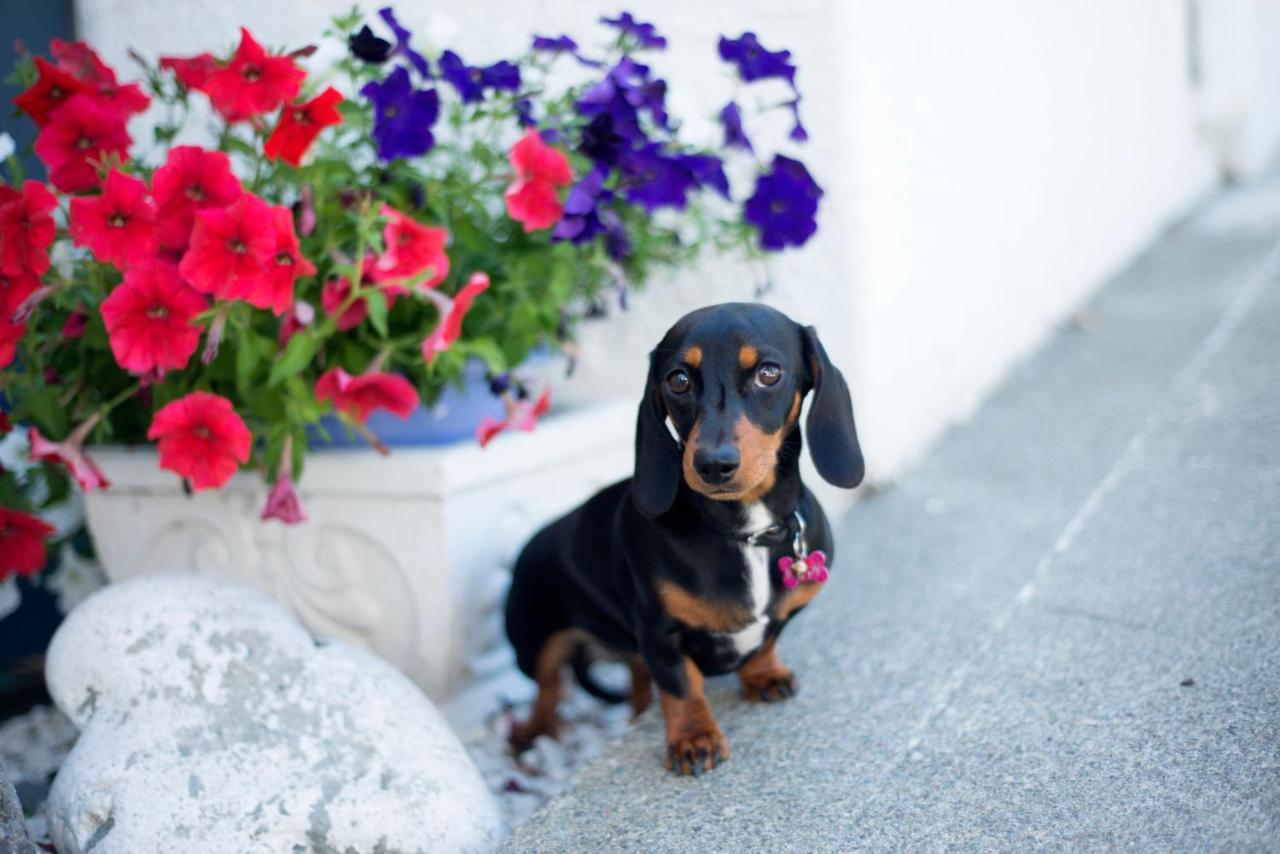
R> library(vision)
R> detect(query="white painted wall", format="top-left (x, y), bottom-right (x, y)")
top-left (76, 0), bottom-right (1280, 484)
top-left (1195, 0), bottom-right (1280, 179)
top-left (841, 0), bottom-right (1225, 476)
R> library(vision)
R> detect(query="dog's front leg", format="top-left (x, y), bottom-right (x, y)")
top-left (642, 636), bottom-right (728, 775)
top-left (737, 637), bottom-right (797, 702)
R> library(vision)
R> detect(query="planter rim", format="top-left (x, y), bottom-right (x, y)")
top-left (86, 398), bottom-right (634, 498)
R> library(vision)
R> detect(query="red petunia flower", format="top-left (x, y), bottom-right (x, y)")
top-left (62, 311), bottom-right (87, 339)
top-left (49, 39), bottom-right (150, 118)
top-left (0, 180), bottom-right (58, 277)
top-left (260, 472), bottom-right (307, 524)
top-left (422, 272), bottom-right (489, 361)
top-left (147, 391), bottom-right (252, 491)
top-left (33, 94), bottom-right (131, 193)
top-left (0, 272), bottom-right (41, 369)
top-left (277, 299), bottom-right (314, 347)
top-left (0, 411), bottom-right (10, 436)
top-left (159, 53), bottom-right (219, 91)
top-left (0, 507), bottom-right (56, 581)
top-left (320, 276), bottom-right (367, 331)
top-left (69, 169), bottom-right (158, 268)
top-left (243, 206), bottom-right (315, 315)
top-left (28, 426), bottom-right (110, 492)
top-left (178, 193), bottom-right (275, 300)
top-left (477, 388), bottom-right (551, 448)
top-left (12, 57), bottom-right (90, 126)
top-left (202, 29), bottom-right (306, 122)
top-left (264, 87), bottom-right (344, 166)
top-left (372, 205), bottom-right (449, 287)
top-left (315, 368), bottom-right (420, 423)
top-left (100, 259), bottom-right (207, 375)
top-left (151, 146), bottom-right (243, 256)
top-left (505, 129), bottom-right (573, 232)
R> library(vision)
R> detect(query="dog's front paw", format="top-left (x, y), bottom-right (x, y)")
top-left (665, 725), bottom-right (729, 776)
top-left (740, 667), bottom-right (797, 702)
top-left (508, 718), bottom-right (557, 754)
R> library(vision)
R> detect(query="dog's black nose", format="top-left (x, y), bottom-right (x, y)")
top-left (694, 445), bottom-right (740, 485)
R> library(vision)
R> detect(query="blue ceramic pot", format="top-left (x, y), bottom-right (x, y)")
top-left (309, 357), bottom-right (508, 448)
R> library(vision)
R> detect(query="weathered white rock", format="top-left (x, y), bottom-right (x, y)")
top-left (0, 759), bottom-right (38, 854)
top-left (44, 574), bottom-right (503, 853)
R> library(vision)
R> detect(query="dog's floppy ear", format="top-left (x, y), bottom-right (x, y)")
top-left (801, 325), bottom-right (864, 488)
top-left (632, 350), bottom-right (683, 518)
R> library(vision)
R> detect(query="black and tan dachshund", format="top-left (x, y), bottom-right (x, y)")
top-left (504, 302), bottom-right (863, 774)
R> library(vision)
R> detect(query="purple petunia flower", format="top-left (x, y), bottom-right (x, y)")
top-left (532, 33), bottom-right (604, 68)
top-left (579, 113), bottom-right (627, 165)
top-left (676, 153), bottom-right (729, 199)
top-left (616, 146), bottom-right (727, 212)
top-left (533, 34), bottom-right (578, 52)
top-left (600, 12), bottom-right (667, 49)
top-left (601, 209), bottom-right (630, 260)
top-left (514, 98), bottom-right (536, 127)
top-left (378, 7), bottom-right (431, 78)
top-left (439, 50), bottom-right (522, 104)
top-left (785, 98), bottom-right (808, 142)
top-left (719, 101), bottom-right (752, 151)
top-left (718, 32), bottom-right (796, 83)
top-left (553, 168), bottom-right (614, 244)
top-left (744, 155), bottom-right (823, 251)
top-left (349, 25), bottom-right (392, 64)
top-left (361, 67), bottom-right (440, 161)
top-left (576, 57), bottom-right (670, 150)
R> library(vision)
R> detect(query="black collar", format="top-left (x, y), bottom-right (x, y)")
top-left (737, 511), bottom-right (803, 547)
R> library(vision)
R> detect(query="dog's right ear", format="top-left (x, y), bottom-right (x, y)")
top-left (632, 350), bottom-right (682, 518)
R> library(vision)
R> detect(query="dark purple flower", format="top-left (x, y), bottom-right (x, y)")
top-left (378, 7), bottom-right (431, 78)
top-left (576, 57), bottom-right (670, 148)
top-left (676, 153), bottom-right (729, 198)
top-left (600, 12), bottom-right (667, 49)
top-left (532, 34), bottom-right (578, 52)
top-left (439, 51), bottom-right (481, 102)
top-left (489, 373), bottom-right (512, 395)
top-left (785, 98), bottom-right (808, 142)
top-left (484, 61), bottom-right (521, 93)
top-left (410, 182), bottom-right (427, 210)
top-left (531, 34), bottom-right (604, 68)
top-left (617, 146), bottom-right (727, 211)
top-left (349, 25), bottom-right (392, 64)
top-left (439, 50), bottom-right (522, 103)
top-left (718, 32), bottom-right (796, 84)
top-left (515, 98), bottom-right (536, 127)
top-left (361, 67), bottom-right (440, 160)
top-left (719, 101), bottom-right (752, 151)
top-left (553, 168), bottom-right (613, 243)
top-left (579, 113), bottom-right (627, 165)
top-left (600, 209), bottom-right (630, 260)
top-left (744, 155), bottom-right (822, 251)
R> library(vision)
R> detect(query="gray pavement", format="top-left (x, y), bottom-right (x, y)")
top-left (503, 175), bottom-right (1280, 852)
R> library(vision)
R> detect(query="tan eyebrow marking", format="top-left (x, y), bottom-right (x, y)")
top-left (682, 346), bottom-right (702, 368)
top-left (738, 345), bottom-right (759, 369)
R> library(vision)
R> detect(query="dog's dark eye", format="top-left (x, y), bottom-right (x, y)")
top-left (755, 363), bottom-right (782, 387)
top-left (666, 369), bottom-right (691, 394)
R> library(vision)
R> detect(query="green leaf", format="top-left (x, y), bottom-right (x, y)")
top-left (20, 388), bottom-right (69, 437)
top-left (459, 337), bottom-right (507, 373)
top-left (269, 330), bottom-right (321, 386)
top-left (365, 291), bottom-right (388, 338)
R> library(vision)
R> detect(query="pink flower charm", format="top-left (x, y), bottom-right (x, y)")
top-left (778, 549), bottom-right (828, 589)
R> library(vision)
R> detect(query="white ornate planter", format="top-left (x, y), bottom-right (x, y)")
top-left (82, 400), bottom-right (634, 702)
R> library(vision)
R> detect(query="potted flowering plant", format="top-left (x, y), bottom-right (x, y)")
top-left (0, 8), bottom-right (821, 692)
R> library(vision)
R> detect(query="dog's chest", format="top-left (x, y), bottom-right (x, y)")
top-left (718, 504), bottom-right (775, 659)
